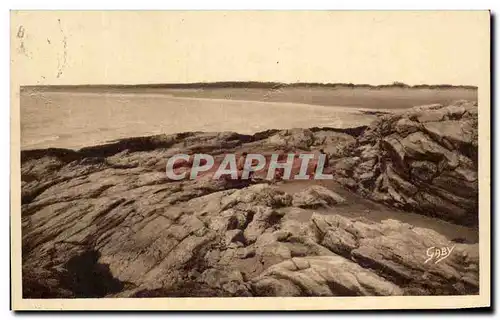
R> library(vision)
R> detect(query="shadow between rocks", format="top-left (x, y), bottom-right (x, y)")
top-left (60, 250), bottom-right (125, 298)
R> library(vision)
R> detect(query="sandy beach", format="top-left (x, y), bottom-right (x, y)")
top-left (20, 91), bottom-right (380, 150)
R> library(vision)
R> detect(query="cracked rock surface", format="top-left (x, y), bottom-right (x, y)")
top-left (21, 102), bottom-right (479, 298)
top-left (332, 100), bottom-right (479, 226)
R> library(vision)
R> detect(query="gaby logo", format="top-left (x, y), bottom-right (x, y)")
top-left (424, 246), bottom-right (456, 264)
top-left (166, 152), bottom-right (333, 181)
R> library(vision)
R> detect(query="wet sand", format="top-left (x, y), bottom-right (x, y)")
top-left (274, 180), bottom-right (478, 243)
top-left (21, 91), bottom-right (379, 150)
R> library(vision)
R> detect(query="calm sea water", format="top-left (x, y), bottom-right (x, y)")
top-left (20, 91), bottom-right (377, 150)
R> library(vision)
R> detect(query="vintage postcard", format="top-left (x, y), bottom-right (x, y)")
top-left (10, 10), bottom-right (491, 310)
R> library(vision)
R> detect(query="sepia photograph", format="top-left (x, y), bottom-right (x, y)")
top-left (10, 10), bottom-right (490, 310)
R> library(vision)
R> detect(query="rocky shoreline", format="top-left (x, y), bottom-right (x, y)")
top-left (21, 101), bottom-right (479, 298)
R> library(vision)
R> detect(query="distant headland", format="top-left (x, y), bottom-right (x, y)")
top-left (22, 81), bottom-right (478, 91)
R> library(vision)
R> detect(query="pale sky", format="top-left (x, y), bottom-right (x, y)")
top-left (11, 11), bottom-right (489, 86)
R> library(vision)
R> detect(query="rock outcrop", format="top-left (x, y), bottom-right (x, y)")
top-left (333, 101), bottom-right (479, 226)
top-left (20, 103), bottom-right (479, 298)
